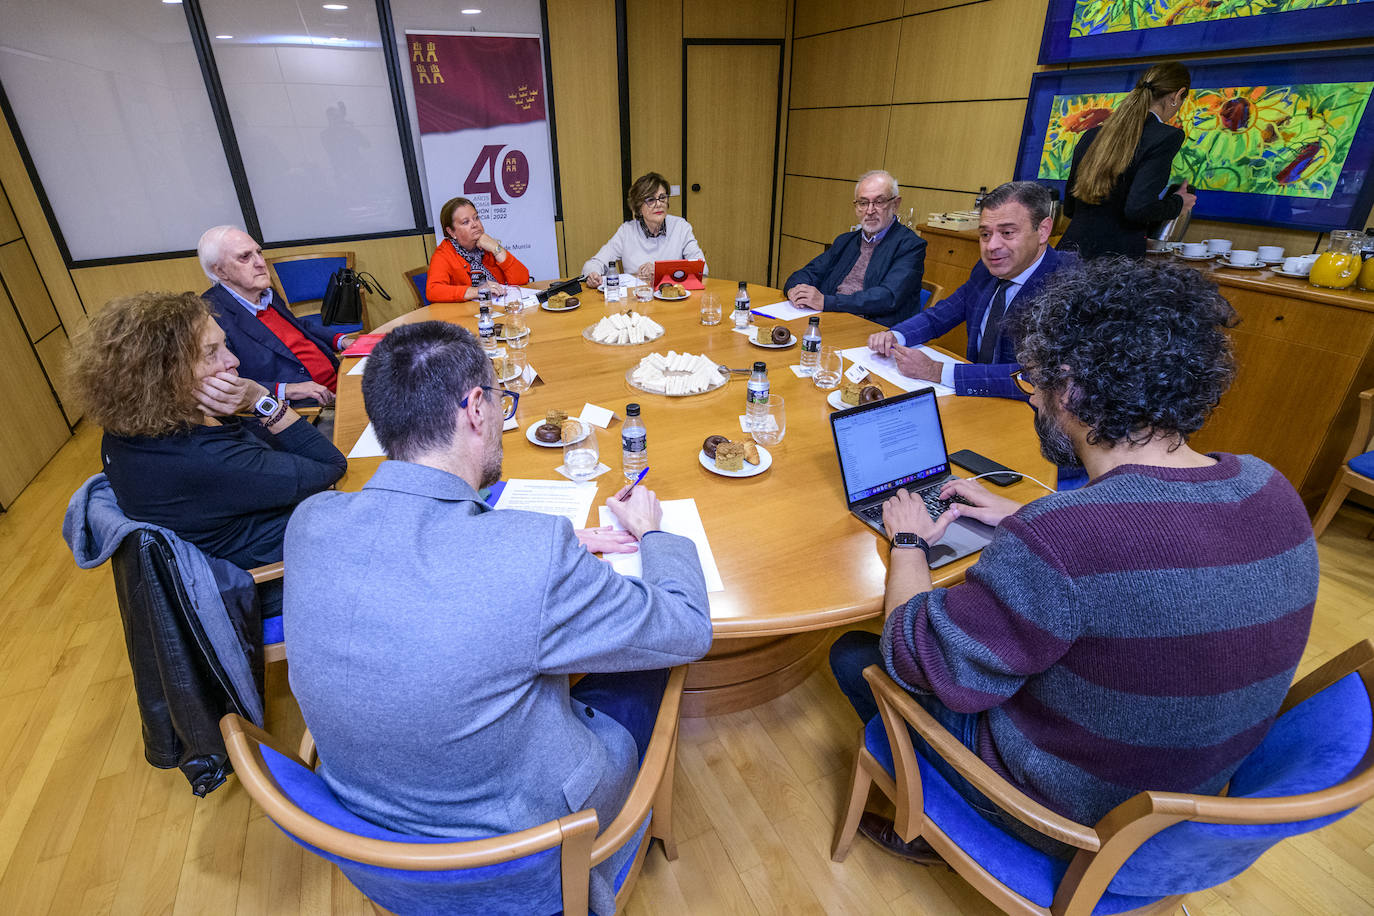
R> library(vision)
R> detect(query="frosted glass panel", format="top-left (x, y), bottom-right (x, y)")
top-left (0, 0), bottom-right (244, 261)
top-left (201, 0), bottom-right (414, 242)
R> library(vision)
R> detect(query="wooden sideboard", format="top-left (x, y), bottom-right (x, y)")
top-left (917, 224), bottom-right (1374, 510)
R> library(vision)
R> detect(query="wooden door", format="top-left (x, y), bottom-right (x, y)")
top-left (685, 43), bottom-right (781, 285)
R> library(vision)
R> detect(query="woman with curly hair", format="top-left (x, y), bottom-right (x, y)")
top-left (1060, 61), bottom-right (1197, 259)
top-left (69, 291), bottom-right (347, 579)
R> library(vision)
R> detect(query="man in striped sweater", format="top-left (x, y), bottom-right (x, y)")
top-left (831, 257), bottom-right (1318, 862)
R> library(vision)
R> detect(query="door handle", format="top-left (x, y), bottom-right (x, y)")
top-left (691, 183), bottom-right (701, 192)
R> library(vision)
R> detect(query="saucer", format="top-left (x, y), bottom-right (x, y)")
top-left (1175, 253), bottom-right (1215, 261)
top-left (1271, 268), bottom-right (1312, 279)
top-left (1216, 261), bottom-right (1264, 270)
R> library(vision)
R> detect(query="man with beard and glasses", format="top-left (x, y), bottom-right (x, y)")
top-left (829, 257), bottom-right (1318, 867)
top-left (282, 321), bottom-right (712, 915)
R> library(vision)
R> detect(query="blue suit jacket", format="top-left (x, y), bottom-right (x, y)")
top-left (203, 284), bottom-right (340, 395)
top-left (784, 222), bottom-right (927, 327)
top-left (890, 246), bottom-right (1071, 399)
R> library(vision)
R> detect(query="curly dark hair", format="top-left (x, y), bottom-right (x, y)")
top-left (1013, 257), bottom-right (1237, 449)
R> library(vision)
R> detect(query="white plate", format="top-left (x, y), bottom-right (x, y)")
top-left (1175, 253), bottom-right (1216, 262)
top-left (1258, 258), bottom-right (1285, 265)
top-left (582, 322), bottom-right (665, 346)
top-left (698, 445), bottom-right (772, 478)
top-left (492, 361), bottom-right (521, 384)
top-left (749, 328), bottom-right (796, 349)
top-left (1271, 268), bottom-right (1312, 279)
top-left (654, 289), bottom-right (690, 301)
top-left (525, 420), bottom-right (586, 448)
top-left (827, 389), bottom-right (852, 409)
top-left (625, 362), bottom-right (729, 397)
top-left (1215, 261), bottom-right (1265, 270)
top-left (495, 326), bottom-right (530, 341)
top-left (540, 298), bottom-right (581, 312)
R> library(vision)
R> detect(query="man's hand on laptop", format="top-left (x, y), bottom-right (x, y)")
top-left (938, 478), bottom-right (1018, 528)
top-left (882, 489), bottom-right (954, 545)
top-left (891, 346), bottom-right (942, 382)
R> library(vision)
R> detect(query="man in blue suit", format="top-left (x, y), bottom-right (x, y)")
top-left (198, 225), bottom-right (356, 406)
top-left (784, 170), bottom-right (926, 327)
top-left (869, 181), bottom-right (1068, 399)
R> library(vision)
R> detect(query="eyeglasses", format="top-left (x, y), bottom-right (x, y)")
top-left (1011, 368), bottom-right (1036, 396)
top-left (854, 196), bottom-right (896, 212)
top-left (642, 194), bottom-right (669, 206)
top-left (460, 385), bottom-right (520, 420)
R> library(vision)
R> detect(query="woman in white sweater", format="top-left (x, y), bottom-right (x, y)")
top-left (582, 171), bottom-right (709, 288)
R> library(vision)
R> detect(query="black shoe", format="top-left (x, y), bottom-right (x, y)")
top-left (858, 812), bottom-right (950, 868)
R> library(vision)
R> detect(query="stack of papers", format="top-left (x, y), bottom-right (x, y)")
top-left (840, 346), bottom-right (959, 396)
top-left (598, 499), bottom-right (725, 592)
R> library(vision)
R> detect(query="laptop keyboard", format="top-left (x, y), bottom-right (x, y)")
top-left (858, 487), bottom-right (971, 524)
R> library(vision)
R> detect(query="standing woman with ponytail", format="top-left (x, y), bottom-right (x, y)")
top-left (1060, 62), bottom-right (1198, 259)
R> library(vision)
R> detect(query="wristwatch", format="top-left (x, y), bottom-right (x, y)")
top-left (891, 532), bottom-right (932, 559)
top-left (252, 394), bottom-right (281, 419)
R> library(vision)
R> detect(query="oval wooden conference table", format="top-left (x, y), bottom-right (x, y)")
top-left (333, 278), bottom-right (1054, 716)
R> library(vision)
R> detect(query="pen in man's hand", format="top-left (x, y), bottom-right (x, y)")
top-left (620, 467), bottom-right (649, 501)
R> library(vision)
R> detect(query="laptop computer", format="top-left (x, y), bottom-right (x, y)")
top-left (829, 387), bottom-right (997, 568)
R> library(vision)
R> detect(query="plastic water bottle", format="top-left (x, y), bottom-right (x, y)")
top-left (733, 280), bottom-right (751, 329)
top-left (746, 361), bottom-right (769, 429)
top-left (800, 315), bottom-right (821, 374)
top-left (621, 403), bottom-right (647, 481)
top-left (478, 304), bottom-right (496, 354)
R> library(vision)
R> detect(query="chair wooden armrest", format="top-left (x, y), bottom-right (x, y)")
top-left (1341, 387), bottom-right (1374, 465)
top-left (248, 562), bottom-right (284, 585)
top-left (589, 665), bottom-right (686, 864)
top-left (863, 665), bottom-right (1100, 851)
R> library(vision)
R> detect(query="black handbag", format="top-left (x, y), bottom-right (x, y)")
top-left (321, 268), bottom-right (390, 325)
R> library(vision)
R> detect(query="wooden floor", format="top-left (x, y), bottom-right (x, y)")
top-left (3, 421), bottom-right (1373, 915)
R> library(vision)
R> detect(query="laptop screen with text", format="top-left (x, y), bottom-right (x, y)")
top-left (831, 388), bottom-right (950, 505)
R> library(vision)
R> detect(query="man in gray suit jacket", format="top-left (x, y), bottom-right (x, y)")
top-left (283, 321), bottom-right (713, 914)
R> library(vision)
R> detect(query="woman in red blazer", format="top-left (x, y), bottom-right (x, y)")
top-left (425, 196), bottom-right (531, 302)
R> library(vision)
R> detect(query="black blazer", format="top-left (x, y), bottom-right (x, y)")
top-left (783, 222), bottom-right (927, 327)
top-left (1060, 116), bottom-right (1185, 259)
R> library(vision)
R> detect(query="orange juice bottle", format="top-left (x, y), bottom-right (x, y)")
top-left (1359, 254), bottom-right (1374, 292)
top-left (1310, 230), bottom-right (1362, 289)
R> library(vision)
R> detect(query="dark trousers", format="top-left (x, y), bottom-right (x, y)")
top-left (570, 668), bottom-right (670, 765)
top-left (829, 631), bottom-right (1072, 859)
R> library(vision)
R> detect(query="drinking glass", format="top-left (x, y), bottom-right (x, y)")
top-left (699, 293), bottom-right (722, 326)
top-left (814, 346), bottom-right (843, 389)
top-left (750, 396), bottom-right (785, 447)
top-left (504, 302), bottom-right (528, 348)
top-left (633, 283), bottom-right (653, 305)
top-left (562, 422), bottom-right (600, 480)
top-left (506, 348), bottom-right (530, 393)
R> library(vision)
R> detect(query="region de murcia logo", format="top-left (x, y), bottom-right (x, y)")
top-left (508, 85), bottom-right (539, 111)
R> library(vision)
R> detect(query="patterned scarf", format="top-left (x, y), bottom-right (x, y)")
top-left (449, 238), bottom-right (489, 286)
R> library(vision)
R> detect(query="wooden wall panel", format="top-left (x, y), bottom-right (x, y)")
top-left (886, 100), bottom-right (1025, 193)
top-left (0, 240), bottom-right (60, 340)
top-left (628, 0), bottom-right (683, 216)
top-left (777, 235), bottom-right (825, 285)
top-left (0, 190), bottom-right (19, 246)
top-left (794, 0), bottom-right (902, 38)
top-left (0, 282), bottom-right (68, 507)
top-left (785, 107), bottom-right (890, 180)
top-left (684, 0), bottom-right (786, 38)
top-left (901, 187), bottom-right (978, 225)
top-left (34, 329), bottom-right (78, 426)
top-left (790, 24), bottom-right (898, 109)
top-left (905, 0), bottom-right (978, 13)
top-left (780, 175), bottom-right (857, 243)
top-left (547, 0), bottom-right (624, 286)
top-left (71, 257), bottom-right (208, 313)
top-left (893, 0), bottom-right (1046, 103)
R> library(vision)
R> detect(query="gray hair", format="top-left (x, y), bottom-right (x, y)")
top-left (855, 170), bottom-right (899, 199)
top-left (979, 181), bottom-right (1053, 228)
top-left (196, 225), bottom-right (242, 282)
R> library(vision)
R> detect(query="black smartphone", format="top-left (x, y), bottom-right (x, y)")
top-left (949, 449), bottom-right (1022, 487)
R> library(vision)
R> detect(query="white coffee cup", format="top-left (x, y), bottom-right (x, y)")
top-left (1181, 242), bottom-right (1208, 258)
top-left (1204, 238), bottom-right (1233, 254)
top-left (1257, 245), bottom-right (1285, 261)
top-left (1227, 249), bottom-right (1258, 267)
top-left (1281, 256), bottom-right (1311, 275)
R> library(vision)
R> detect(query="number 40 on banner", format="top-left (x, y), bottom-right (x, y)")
top-left (466, 144), bottom-right (530, 203)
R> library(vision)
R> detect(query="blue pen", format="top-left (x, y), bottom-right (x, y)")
top-left (619, 467), bottom-right (649, 501)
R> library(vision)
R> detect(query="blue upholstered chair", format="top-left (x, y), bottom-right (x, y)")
top-left (220, 666), bottom-right (688, 914)
top-left (919, 279), bottom-right (943, 311)
top-left (1312, 386), bottom-right (1374, 538)
top-left (404, 266), bottom-right (430, 309)
top-left (265, 251), bottom-right (369, 329)
top-left (831, 641), bottom-right (1374, 916)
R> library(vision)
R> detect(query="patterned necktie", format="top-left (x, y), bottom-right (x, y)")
top-left (977, 280), bottom-right (1011, 364)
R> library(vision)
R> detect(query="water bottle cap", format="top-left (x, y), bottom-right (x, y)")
top-left (808, 315), bottom-right (820, 325)
top-left (738, 280), bottom-right (747, 289)
top-left (753, 361), bottom-right (766, 372)
top-left (479, 305), bottom-right (490, 314)
top-left (626, 403), bottom-right (640, 416)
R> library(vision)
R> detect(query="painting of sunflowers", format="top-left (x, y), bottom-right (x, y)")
top-left (1069, 0), bottom-right (1371, 37)
top-left (1038, 81), bottom-right (1374, 199)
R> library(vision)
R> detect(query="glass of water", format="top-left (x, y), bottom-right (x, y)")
top-left (699, 293), bottom-right (722, 325)
top-left (750, 396), bottom-right (785, 447)
top-left (814, 346), bottom-right (843, 389)
top-left (506, 348), bottom-right (530, 393)
top-left (562, 421), bottom-right (600, 480)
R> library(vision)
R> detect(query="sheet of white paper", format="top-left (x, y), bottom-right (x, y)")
top-left (346, 357), bottom-right (368, 376)
top-left (493, 478), bottom-right (599, 529)
top-left (751, 300), bottom-right (814, 321)
top-left (579, 403), bottom-right (615, 428)
top-left (346, 423), bottom-right (386, 458)
top-left (615, 273), bottom-right (641, 288)
top-left (598, 498), bottom-right (725, 592)
top-left (790, 364), bottom-right (812, 378)
top-left (840, 346), bottom-right (957, 396)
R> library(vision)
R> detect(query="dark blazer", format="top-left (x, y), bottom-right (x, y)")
top-left (1060, 116), bottom-right (1186, 259)
top-left (889, 246), bottom-right (1071, 399)
top-left (784, 221), bottom-right (927, 327)
top-left (204, 283), bottom-right (341, 394)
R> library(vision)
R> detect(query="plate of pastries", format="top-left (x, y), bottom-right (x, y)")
top-left (698, 434), bottom-right (772, 478)
top-left (526, 409), bottom-right (588, 447)
top-left (541, 291), bottom-right (581, 311)
top-left (749, 324), bottom-right (795, 348)
top-left (654, 282), bottom-right (689, 301)
top-left (828, 378), bottom-right (885, 409)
